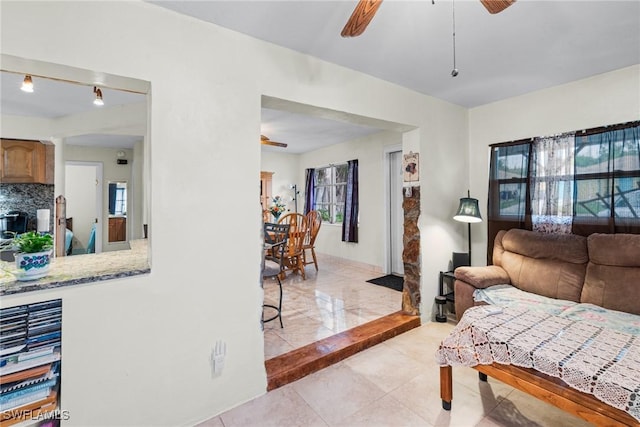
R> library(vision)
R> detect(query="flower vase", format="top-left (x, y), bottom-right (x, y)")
top-left (272, 212), bottom-right (281, 222)
top-left (15, 250), bottom-right (52, 281)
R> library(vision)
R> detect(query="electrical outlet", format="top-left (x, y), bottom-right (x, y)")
top-left (210, 340), bottom-right (226, 377)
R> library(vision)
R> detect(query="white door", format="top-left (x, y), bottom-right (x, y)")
top-left (65, 162), bottom-right (102, 254)
top-left (389, 151), bottom-right (404, 275)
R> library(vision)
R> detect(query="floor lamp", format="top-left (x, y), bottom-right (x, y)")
top-left (290, 184), bottom-right (300, 213)
top-left (435, 191), bottom-right (483, 322)
top-left (453, 190), bottom-right (483, 266)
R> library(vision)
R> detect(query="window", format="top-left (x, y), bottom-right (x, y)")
top-left (489, 143), bottom-right (529, 221)
top-left (114, 187), bottom-right (127, 215)
top-left (487, 122), bottom-right (640, 263)
top-left (313, 163), bottom-right (347, 224)
top-left (574, 129), bottom-right (640, 223)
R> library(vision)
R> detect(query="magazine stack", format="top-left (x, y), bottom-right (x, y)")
top-left (1, 299), bottom-right (62, 426)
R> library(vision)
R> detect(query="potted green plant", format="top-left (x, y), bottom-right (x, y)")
top-left (13, 232), bottom-right (54, 281)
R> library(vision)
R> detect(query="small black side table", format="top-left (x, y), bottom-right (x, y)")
top-left (435, 271), bottom-right (456, 322)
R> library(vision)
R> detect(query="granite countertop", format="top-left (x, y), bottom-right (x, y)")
top-left (0, 239), bottom-right (150, 296)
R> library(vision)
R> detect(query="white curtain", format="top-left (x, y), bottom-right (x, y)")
top-left (531, 133), bottom-right (576, 233)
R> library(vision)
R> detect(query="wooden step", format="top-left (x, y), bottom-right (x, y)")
top-left (265, 310), bottom-right (421, 390)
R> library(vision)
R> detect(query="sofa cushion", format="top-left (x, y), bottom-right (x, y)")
top-left (587, 233), bottom-right (640, 267)
top-left (498, 229), bottom-right (588, 303)
top-left (501, 229), bottom-right (589, 264)
top-left (581, 233), bottom-right (640, 315)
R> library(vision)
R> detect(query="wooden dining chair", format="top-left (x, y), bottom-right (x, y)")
top-left (302, 210), bottom-right (322, 271)
top-left (277, 213), bottom-right (308, 279)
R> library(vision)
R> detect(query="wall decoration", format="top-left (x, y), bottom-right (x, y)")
top-left (403, 152), bottom-right (419, 182)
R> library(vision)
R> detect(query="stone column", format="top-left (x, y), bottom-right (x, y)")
top-left (402, 186), bottom-right (420, 315)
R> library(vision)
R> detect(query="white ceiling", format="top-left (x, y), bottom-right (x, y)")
top-left (261, 107), bottom-right (383, 154)
top-left (148, 0), bottom-right (640, 153)
top-left (151, 0), bottom-right (640, 108)
top-left (1, 72), bottom-right (145, 119)
top-left (3, 1), bottom-right (639, 153)
top-left (1, 71), bottom-right (146, 148)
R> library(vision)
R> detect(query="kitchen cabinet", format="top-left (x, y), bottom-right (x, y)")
top-left (109, 217), bottom-right (127, 242)
top-left (0, 139), bottom-right (50, 184)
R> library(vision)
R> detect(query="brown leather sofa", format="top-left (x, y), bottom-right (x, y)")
top-left (441, 228), bottom-right (640, 425)
top-left (453, 228), bottom-right (640, 320)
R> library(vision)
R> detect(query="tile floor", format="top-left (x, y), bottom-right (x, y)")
top-left (197, 255), bottom-right (593, 426)
top-left (200, 321), bottom-right (592, 426)
top-left (262, 254), bottom-right (402, 359)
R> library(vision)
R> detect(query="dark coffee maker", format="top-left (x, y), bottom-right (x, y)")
top-left (1, 211), bottom-right (28, 238)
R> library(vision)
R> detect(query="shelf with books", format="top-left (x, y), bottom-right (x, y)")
top-left (1, 299), bottom-right (62, 426)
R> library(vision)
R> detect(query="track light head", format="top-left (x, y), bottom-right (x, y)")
top-left (21, 75), bottom-right (34, 93)
top-left (93, 86), bottom-right (104, 106)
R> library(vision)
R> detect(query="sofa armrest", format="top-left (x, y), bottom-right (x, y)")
top-left (454, 265), bottom-right (510, 289)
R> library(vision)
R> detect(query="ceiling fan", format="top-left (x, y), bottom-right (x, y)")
top-left (260, 134), bottom-right (288, 148)
top-left (341, 0), bottom-right (516, 37)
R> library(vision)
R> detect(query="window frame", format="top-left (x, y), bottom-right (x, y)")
top-left (313, 163), bottom-right (347, 224)
top-left (114, 187), bottom-right (127, 216)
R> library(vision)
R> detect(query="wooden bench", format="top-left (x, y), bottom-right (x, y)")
top-left (440, 364), bottom-right (638, 426)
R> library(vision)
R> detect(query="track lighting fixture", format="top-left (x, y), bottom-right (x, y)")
top-left (93, 86), bottom-right (104, 106)
top-left (21, 75), bottom-right (34, 93)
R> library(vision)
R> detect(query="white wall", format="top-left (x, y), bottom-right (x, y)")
top-left (65, 164), bottom-right (97, 251)
top-left (298, 130), bottom-right (403, 268)
top-left (468, 65), bottom-right (640, 264)
top-left (1, 104), bottom-right (146, 141)
top-left (64, 144), bottom-right (135, 252)
top-left (261, 130), bottom-right (407, 270)
top-left (1, 1), bottom-right (468, 425)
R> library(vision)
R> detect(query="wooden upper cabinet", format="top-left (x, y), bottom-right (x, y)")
top-left (1, 139), bottom-right (49, 184)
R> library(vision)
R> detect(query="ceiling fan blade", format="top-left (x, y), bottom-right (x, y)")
top-left (260, 135), bottom-right (288, 148)
top-left (341, 0), bottom-right (383, 38)
top-left (479, 0), bottom-right (516, 14)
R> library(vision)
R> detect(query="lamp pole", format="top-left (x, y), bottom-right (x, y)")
top-left (467, 222), bottom-right (472, 266)
top-left (291, 184), bottom-right (299, 213)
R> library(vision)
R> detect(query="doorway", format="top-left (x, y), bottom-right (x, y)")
top-left (64, 162), bottom-right (102, 255)
top-left (387, 148), bottom-right (404, 275)
top-left (260, 97), bottom-right (419, 365)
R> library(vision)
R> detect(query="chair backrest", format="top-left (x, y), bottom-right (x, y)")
top-left (304, 210), bottom-right (322, 246)
top-left (86, 223), bottom-right (96, 254)
top-left (264, 222), bottom-right (290, 267)
top-left (277, 213), bottom-right (305, 231)
top-left (278, 213), bottom-right (308, 256)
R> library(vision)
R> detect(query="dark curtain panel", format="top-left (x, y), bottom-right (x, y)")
top-left (487, 143), bottom-right (530, 263)
top-left (342, 159), bottom-right (359, 242)
top-left (304, 168), bottom-right (315, 214)
top-left (108, 183), bottom-right (117, 215)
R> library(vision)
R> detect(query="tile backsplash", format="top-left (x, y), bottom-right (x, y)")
top-left (0, 184), bottom-right (55, 232)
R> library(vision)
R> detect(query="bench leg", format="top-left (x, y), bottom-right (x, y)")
top-left (440, 365), bottom-right (452, 410)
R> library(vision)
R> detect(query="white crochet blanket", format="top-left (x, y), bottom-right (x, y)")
top-left (436, 306), bottom-right (640, 422)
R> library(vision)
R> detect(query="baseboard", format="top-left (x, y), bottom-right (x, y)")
top-left (315, 252), bottom-right (384, 276)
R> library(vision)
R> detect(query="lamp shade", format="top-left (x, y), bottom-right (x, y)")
top-left (453, 197), bottom-right (482, 223)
